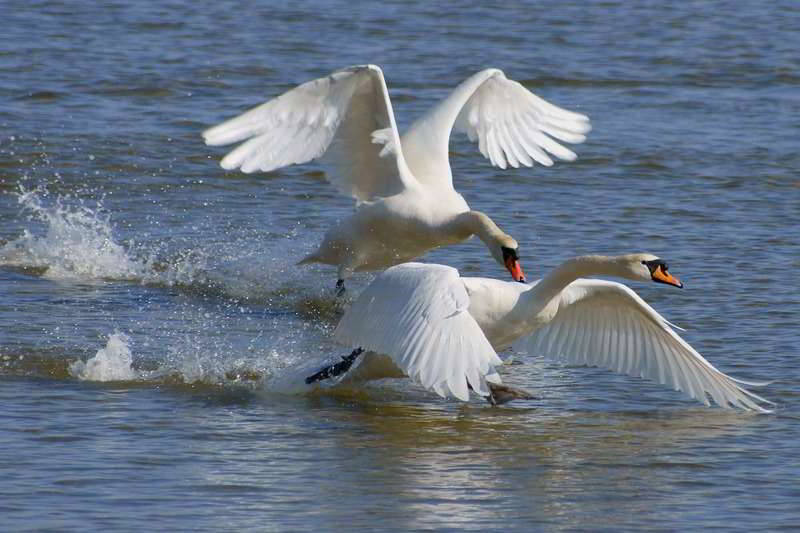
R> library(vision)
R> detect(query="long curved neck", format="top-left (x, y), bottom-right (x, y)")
top-left (522, 255), bottom-right (630, 308)
top-left (399, 69), bottom-right (499, 188)
top-left (453, 210), bottom-right (507, 247)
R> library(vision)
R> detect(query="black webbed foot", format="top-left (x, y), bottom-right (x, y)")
top-left (335, 279), bottom-right (346, 297)
top-left (305, 347), bottom-right (364, 384)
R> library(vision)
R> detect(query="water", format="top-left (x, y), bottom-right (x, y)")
top-left (2, 0), bottom-right (799, 530)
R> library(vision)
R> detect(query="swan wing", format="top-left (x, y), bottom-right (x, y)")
top-left (517, 279), bottom-right (772, 412)
top-left (401, 68), bottom-right (591, 188)
top-left (333, 263), bottom-right (503, 401)
top-left (203, 64), bottom-right (414, 201)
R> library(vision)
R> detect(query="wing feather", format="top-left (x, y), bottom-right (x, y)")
top-left (400, 68), bottom-right (590, 189)
top-left (203, 65), bottom-right (414, 201)
top-left (517, 279), bottom-right (772, 412)
top-left (600, 312), bottom-right (614, 371)
top-left (333, 263), bottom-right (503, 401)
top-left (517, 119), bottom-right (555, 166)
top-left (509, 121), bottom-right (535, 167)
top-left (486, 126), bottom-right (505, 169)
top-left (454, 72), bottom-right (589, 169)
top-left (625, 313), bottom-right (638, 376)
top-left (501, 119), bottom-right (528, 168)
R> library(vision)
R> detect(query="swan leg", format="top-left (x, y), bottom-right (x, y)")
top-left (335, 264), bottom-right (355, 297)
top-left (485, 382), bottom-right (537, 406)
top-left (305, 348), bottom-right (364, 384)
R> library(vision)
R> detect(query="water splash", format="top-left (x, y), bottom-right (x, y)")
top-left (0, 186), bottom-right (339, 303)
top-left (0, 185), bottom-right (206, 285)
top-left (67, 329), bottom-right (315, 391)
top-left (1, 186), bottom-right (145, 280)
top-left (2, 186), bottom-right (349, 391)
top-left (69, 332), bottom-right (138, 381)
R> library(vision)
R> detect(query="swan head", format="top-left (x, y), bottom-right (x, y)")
top-left (494, 238), bottom-right (526, 283)
top-left (460, 211), bottom-right (526, 282)
top-left (620, 253), bottom-right (683, 288)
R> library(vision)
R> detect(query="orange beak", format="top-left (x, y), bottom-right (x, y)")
top-left (652, 265), bottom-right (683, 288)
top-left (505, 256), bottom-right (526, 283)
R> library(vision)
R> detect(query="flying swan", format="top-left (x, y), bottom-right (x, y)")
top-left (203, 65), bottom-right (590, 292)
top-left (305, 254), bottom-right (772, 412)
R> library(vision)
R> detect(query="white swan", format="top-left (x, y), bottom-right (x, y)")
top-left (203, 65), bottom-right (590, 290)
top-left (307, 254), bottom-right (772, 412)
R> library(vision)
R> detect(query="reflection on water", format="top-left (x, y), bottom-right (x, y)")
top-left (185, 394), bottom-right (769, 530)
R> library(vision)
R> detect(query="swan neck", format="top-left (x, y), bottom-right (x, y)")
top-left (423, 70), bottom-right (497, 137)
top-left (456, 211), bottom-right (506, 244)
top-left (523, 255), bottom-right (625, 305)
top-left (400, 70), bottom-right (499, 188)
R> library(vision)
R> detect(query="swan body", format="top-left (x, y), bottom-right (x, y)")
top-left (203, 65), bottom-right (590, 284)
top-left (324, 254), bottom-right (772, 412)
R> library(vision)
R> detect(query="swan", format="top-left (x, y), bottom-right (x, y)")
top-left (203, 65), bottom-right (590, 292)
top-left (306, 254), bottom-right (772, 412)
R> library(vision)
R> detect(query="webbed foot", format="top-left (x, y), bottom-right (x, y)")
top-left (335, 279), bottom-right (346, 297)
top-left (305, 347), bottom-right (364, 384)
top-left (485, 383), bottom-right (537, 406)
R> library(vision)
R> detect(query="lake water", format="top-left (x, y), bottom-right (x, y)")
top-left (2, 1), bottom-right (799, 530)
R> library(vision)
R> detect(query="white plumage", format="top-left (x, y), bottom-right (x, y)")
top-left (327, 255), bottom-right (772, 412)
top-left (457, 71), bottom-right (588, 167)
top-left (333, 263), bottom-right (502, 401)
top-left (516, 279), bottom-right (768, 410)
top-left (204, 65), bottom-right (412, 201)
top-left (204, 65), bottom-right (589, 284)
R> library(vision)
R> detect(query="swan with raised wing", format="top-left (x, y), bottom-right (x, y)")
top-left (305, 254), bottom-right (772, 412)
top-left (203, 65), bottom-right (590, 292)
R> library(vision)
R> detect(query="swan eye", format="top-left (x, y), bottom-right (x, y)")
top-left (643, 259), bottom-right (667, 273)
top-left (501, 246), bottom-right (519, 261)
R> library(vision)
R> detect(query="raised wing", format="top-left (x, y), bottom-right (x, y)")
top-left (517, 279), bottom-right (772, 412)
top-left (203, 64), bottom-right (414, 201)
top-left (400, 68), bottom-right (591, 188)
top-left (333, 263), bottom-right (503, 401)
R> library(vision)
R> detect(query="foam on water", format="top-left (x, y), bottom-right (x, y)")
top-left (0, 186), bottom-right (212, 286)
top-left (69, 332), bottom-right (138, 381)
top-left (0, 186), bottom-right (341, 303)
top-left (2, 186), bottom-right (354, 391)
top-left (66, 329), bottom-right (312, 389)
top-left (1, 186), bottom-right (147, 281)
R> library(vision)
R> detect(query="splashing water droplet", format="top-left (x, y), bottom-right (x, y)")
top-left (69, 332), bottom-right (137, 381)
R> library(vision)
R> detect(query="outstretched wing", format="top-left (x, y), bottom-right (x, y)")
top-left (517, 279), bottom-right (772, 412)
top-left (333, 263), bottom-right (503, 401)
top-left (203, 64), bottom-right (414, 201)
top-left (400, 68), bottom-right (591, 188)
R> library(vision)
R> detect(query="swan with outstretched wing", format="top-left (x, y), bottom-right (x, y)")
top-left (306, 254), bottom-right (771, 412)
top-left (204, 65), bottom-right (589, 292)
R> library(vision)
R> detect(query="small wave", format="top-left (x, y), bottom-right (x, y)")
top-left (19, 90), bottom-right (63, 101)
